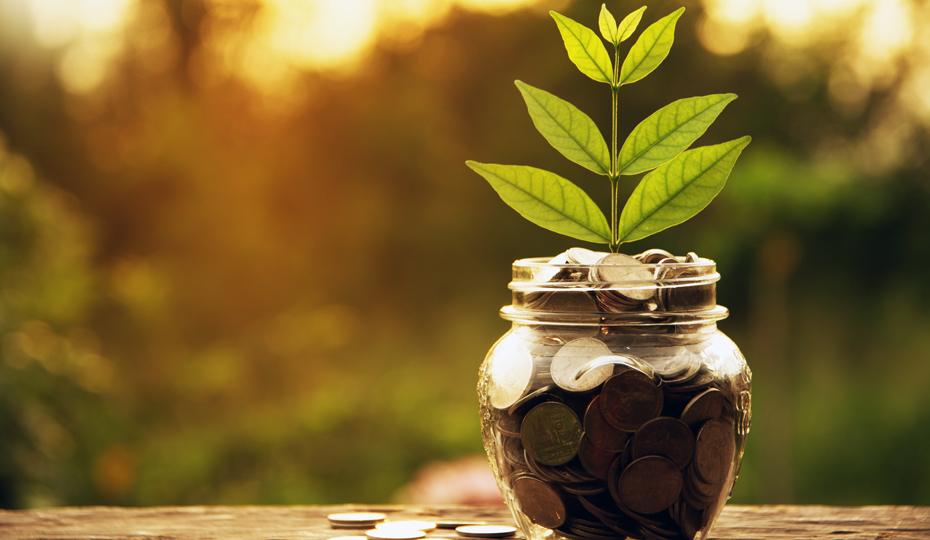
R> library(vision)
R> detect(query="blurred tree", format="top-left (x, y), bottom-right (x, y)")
top-left (0, 0), bottom-right (928, 509)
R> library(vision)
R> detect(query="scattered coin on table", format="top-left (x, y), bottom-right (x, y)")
top-left (328, 513), bottom-right (388, 529)
top-left (364, 529), bottom-right (425, 540)
top-left (455, 525), bottom-right (518, 538)
top-left (375, 521), bottom-right (437, 532)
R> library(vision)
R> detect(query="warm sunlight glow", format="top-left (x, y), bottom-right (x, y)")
top-left (27, 0), bottom-right (136, 93)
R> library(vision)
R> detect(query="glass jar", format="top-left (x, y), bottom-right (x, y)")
top-left (478, 250), bottom-right (751, 540)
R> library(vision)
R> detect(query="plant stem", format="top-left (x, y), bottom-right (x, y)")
top-left (609, 44), bottom-right (621, 252)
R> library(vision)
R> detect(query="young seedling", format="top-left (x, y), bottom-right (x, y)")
top-left (467, 4), bottom-right (750, 252)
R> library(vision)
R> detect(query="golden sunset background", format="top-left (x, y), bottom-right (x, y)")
top-left (1, 0), bottom-right (930, 508)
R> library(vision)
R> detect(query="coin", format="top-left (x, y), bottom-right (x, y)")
top-left (551, 338), bottom-right (613, 392)
top-left (496, 412), bottom-right (522, 437)
top-left (508, 385), bottom-right (557, 417)
top-left (502, 435), bottom-right (526, 466)
top-left (566, 248), bottom-right (606, 266)
top-left (599, 370), bottom-right (663, 432)
top-left (541, 291), bottom-right (598, 312)
top-left (455, 525), bottom-right (517, 538)
top-left (650, 348), bottom-right (699, 382)
top-left (522, 402), bottom-right (583, 466)
top-left (682, 466), bottom-right (718, 509)
top-left (630, 417), bottom-right (695, 469)
top-left (583, 395), bottom-right (630, 453)
top-left (376, 522), bottom-right (437, 532)
top-left (635, 249), bottom-right (675, 264)
top-left (577, 435), bottom-right (616, 480)
top-left (692, 419), bottom-right (734, 484)
top-left (561, 480), bottom-right (608, 496)
top-left (593, 254), bottom-right (656, 303)
top-left (618, 456), bottom-right (682, 515)
top-left (511, 475), bottom-right (567, 528)
top-left (678, 503), bottom-right (704, 540)
top-left (436, 521), bottom-right (487, 529)
top-left (365, 530), bottom-right (425, 540)
top-left (488, 335), bottom-right (535, 409)
top-left (534, 252), bottom-right (571, 283)
top-left (329, 513), bottom-right (388, 527)
top-left (680, 388), bottom-right (724, 428)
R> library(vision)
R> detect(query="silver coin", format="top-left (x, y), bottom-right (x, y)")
top-left (329, 513), bottom-right (388, 525)
top-left (636, 249), bottom-right (675, 264)
top-left (436, 521), bottom-right (488, 529)
top-left (376, 521), bottom-right (437, 532)
top-left (649, 347), bottom-right (699, 380)
top-left (533, 252), bottom-right (571, 283)
top-left (488, 333), bottom-right (535, 409)
top-left (571, 354), bottom-right (655, 386)
top-left (594, 254), bottom-right (656, 302)
top-left (365, 530), bottom-right (425, 540)
top-left (455, 525), bottom-right (517, 538)
top-left (566, 247), bottom-right (605, 266)
top-left (551, 338), bottom-right (612, 392)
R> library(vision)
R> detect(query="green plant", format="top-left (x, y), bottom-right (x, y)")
top-left (467, 4), bottom-right (750, 252)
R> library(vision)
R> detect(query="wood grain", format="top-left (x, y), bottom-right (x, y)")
top-left (0, 505), bottom-right (927, 540)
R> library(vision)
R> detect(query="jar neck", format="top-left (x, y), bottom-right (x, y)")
top-left (502, 254), bottom-right (727, 327)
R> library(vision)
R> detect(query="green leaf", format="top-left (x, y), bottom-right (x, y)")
top-left (551, 11), bottom-right (613, 84)
top-left (616, 6), bottom-right (647, 43)
top-left (616, 136), bottom-right (751, 243)
top-left (515, 80), bottom-right (611, 175)
top-left (618, 7), bottom-right (684, 86)
top-left (618, 94), bottom-right (737, 176)
top-left (599, 4), bottom-right (618, 45)
top-left (466, 161), bottom-right (611, 243)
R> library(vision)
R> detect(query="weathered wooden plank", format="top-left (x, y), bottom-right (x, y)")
top-left (0, 505), bottom-right (927, 540)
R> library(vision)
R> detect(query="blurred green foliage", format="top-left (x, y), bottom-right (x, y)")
top-left (1, 0), bottom-right (929, 508)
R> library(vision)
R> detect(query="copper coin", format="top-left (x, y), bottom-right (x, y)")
top-left (599, 370), bottom-right (663, 432)
top-left (631, 417), bottom-right (695, 469)
top-left (496, 413), bottom-right (522, 437)
top-left (577, 435), bottom-right (615, 480)
top-left (583, 395), bottom-right (630, 452)
top-left (693, 419), bottom-right (734, 484)
top-left (560, 480), bottom-right (607, 496)
top-left (682, 466), bottom-right (718, 509)
top-left (502, 435), bottom-right (526, 466)
top-left (680, 388), bottom-right (724, 428)
top-left (618, 456), bottom-right (682, 515)
top-left (508, 385), bottom-right (557, 417)
top-left (679, 503), bottom-right (704, 540)
top-left (521, 402), bottom-right (583, 466)
top-left (511, 475), bottom-right (567, 529)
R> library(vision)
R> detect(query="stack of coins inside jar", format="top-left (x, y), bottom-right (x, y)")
top-left (479, 249), bottom-right (752, 540)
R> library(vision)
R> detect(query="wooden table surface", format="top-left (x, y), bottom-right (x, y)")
top-left (1, 504), bottom-right (928, 540)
